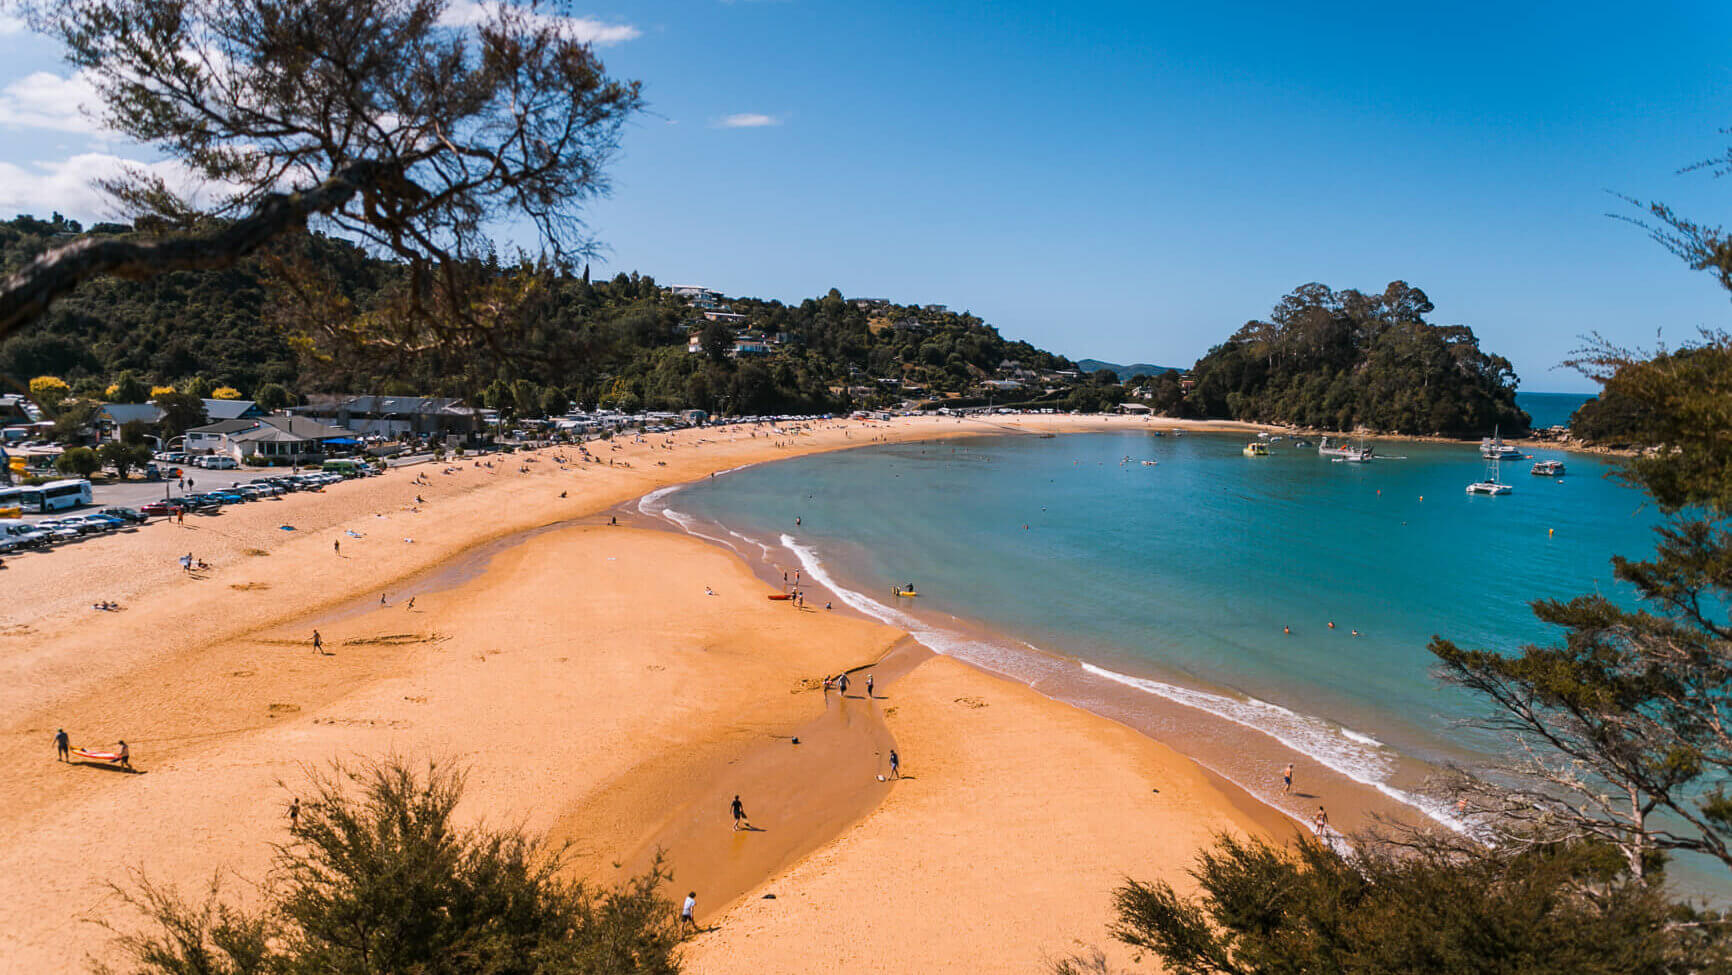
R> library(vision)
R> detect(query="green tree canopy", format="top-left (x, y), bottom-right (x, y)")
top-left (1185, 281), bottom-right (1527, 436)
top-left (1056, 835), bottom-right (1724, 975)
top-left (55, 445), bottom-right (99, 477)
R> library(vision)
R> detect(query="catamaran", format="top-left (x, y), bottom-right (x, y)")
top-left (1466, 456), bottom-right (1512, 495)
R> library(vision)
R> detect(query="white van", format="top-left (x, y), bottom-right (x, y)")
top-left (196, 455), bottom-right (239, 470)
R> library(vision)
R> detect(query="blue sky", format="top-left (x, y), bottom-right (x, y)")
top-left (2, 1), bottom-right (1730, 391)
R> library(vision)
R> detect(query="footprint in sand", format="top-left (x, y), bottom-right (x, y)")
top-left (268, 702), bottom-right (301, 715)
top-left (953, 696), bottom-right (988, 709)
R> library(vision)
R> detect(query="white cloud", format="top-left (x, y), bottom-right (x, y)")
top-left (0, 70), bottom-right (106, 134)
top-left (0, 153), bottom-right (198, 220)
top-left (717, 113), bottom-right (779, 129)
top-left (0, 12), bottom-right (25, 35)
top-left (436, 1), bottom-right (639, 45)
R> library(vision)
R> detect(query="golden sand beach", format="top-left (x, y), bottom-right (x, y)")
top-left (0, 413), bottom-right (1293, 972)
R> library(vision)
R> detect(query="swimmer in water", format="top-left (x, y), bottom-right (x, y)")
top-left (1328, 621), bottom-right (1336, 629)
top-left (1283, 625), bottom-right (1291, 635)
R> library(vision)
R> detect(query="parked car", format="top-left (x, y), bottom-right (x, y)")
top-left (99, 506), bottom-right (149, 524)
top-left (32, 520), bottom-right (86, 541)
top-left (154, 451), bottom-right (186, 464)
top-left (0, 520), bottom-right (51, 549)
top-left (140, 500), bottom-right (185, 516)
top-left (194, 455), bottom-right (239, 470)
top-left (66, 514), bottom-right (123, 533)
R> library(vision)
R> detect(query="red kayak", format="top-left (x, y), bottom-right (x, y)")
top-left (73, 748), bottom-right (124, 762)
top-left (767, 593), bottom-right (793, 601)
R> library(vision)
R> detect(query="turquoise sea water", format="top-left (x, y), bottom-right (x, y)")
top-left (1516, 390), bottom-right (1592, 429)
top-left (651, 426), bottom-right (1668, 822)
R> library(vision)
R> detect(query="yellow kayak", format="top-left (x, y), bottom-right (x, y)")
top-left (893, 589), bottom-right (919, 597)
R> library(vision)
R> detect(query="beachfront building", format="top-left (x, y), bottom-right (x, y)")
top-left (185, 416), bottom-right (356, 463)
top-left (292, 395), bottom-right (482, 440)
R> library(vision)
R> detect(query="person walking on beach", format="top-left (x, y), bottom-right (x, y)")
top-left (680, 892), bottom-right (697, 933)
top-left (889, 749), bottom-right (900, 779)
top-left (334, 539), bottom-right (341, 556)
top-left (406, 596), bottom-right (416, 611)
top-left (838, 673), bottom-right (850, 697)
top-left (1313, 805), bottom-right (1329, 837)
top-left (1282, 763), bottom-right (1293, 794)
top-left (288, 797), bottom-right (300, 830)
top-left (116, 740), bottom-right (131, 770)
top-left (54, 728), bottom-right (69, 762)
top-left (866, 674), bottom-right (874, 698)
top-left (312, 630), bottom-right (323, 654)
top-left (380, 593), bottom-right (388, 606)
top-left (731, 795), bottom-right (750, 831)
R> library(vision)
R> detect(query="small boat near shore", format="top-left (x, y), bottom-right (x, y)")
top-left (767, 593), bottom-right (793, 601)
top-left (1531, 459), bottom-right (1565, 477)
top-left (1318, 436), bottom-right (1373, 461)
top-left (1243, 442), bottom-right (1270, 457)
top-left (1480, 426), bottom-right (1522, 460)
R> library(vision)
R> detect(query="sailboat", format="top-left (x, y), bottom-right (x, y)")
top-left (1466, 455), bottom-right (1512, 495)
top-left (1479, 426), bottom-right (1522, 460)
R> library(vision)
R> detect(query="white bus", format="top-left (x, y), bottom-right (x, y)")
top-left (0, 486), bottom-right (23, 517)
top-left (16, 478), bottom-right (93, 513)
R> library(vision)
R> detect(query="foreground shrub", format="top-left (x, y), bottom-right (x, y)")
top-left (96, 758), bottom-right (680, 974)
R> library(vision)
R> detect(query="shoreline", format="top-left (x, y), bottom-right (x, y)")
top-left (0, 413), bottom-right (1298, 971)
top-left (632, 468), bottom-right (1443, 844)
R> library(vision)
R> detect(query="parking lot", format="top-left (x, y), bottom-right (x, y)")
top-left (0, 453), bottom-right (446, 554)
top-left (8, 451), bottom-right (435, 526)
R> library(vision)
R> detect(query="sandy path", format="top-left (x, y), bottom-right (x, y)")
top-left (682, 654), bottom-right (1281, 973)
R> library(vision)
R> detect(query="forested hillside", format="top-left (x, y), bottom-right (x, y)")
top-left (0, 214), bottom-right (1072, 415)
top-left (1182, 281), bottom-right (1528, 437)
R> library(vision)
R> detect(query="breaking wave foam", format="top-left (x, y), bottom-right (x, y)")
top-left (770, 530), bottom-right (1466, 835)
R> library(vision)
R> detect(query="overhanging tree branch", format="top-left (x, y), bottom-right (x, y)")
top-left (0, 162), bottom-right (377, 341)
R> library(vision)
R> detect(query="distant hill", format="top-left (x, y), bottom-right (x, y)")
top-left (1075, 359), bottom-right (1184, 381)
